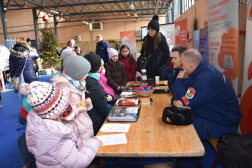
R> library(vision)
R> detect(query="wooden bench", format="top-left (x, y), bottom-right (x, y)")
top-left (208, 139), bottom-right (218, 152)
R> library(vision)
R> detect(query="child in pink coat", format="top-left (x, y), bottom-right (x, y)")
top-left (51, 55), bottom-right (95, 140)
top-left (21, 81), bottom-right (102, 168)
top-left (98, 59), bottom-right (116, 102)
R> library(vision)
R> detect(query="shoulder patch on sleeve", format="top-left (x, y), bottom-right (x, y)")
top-left (186, 88), bottom-right (196, 100)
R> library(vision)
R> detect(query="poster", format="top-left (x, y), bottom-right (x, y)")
top-left (120, 30), bottom-right (137, 61)
top-left (193, 28), bottom-right (209, 64)
top-left (160, 24), bottom-right (175, 57)
top-left (175, 19), bottom-right (187, 47)
top-left (240, 0), bottom-right (252, 135)
top-left (5, 40), bottom-right (16, 50)
top-left (207, 0), bottom-right (239, 95)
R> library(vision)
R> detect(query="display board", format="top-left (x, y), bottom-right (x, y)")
top-left (207, 0), bottom-right (239, 95)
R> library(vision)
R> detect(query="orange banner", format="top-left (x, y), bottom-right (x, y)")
top-left (175, 19), bottom-right (187, 47)
top-left (240, 0), bottom-right (252, 135)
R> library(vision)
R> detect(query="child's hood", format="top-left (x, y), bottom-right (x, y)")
top-left (50, 74), bottom-right (73, 87)
top-left (26, 110), bottom-right (75, 156)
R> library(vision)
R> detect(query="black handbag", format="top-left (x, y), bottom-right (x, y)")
top-left (136, 54), bottom-right (151, 73)
top-left (211, 133), bottom-right (252, 168)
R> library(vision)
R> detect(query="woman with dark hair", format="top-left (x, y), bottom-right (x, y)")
top-left (119, 45), bottom-right (137, 81)
top-left (137, 15), bottom-right (170, 80)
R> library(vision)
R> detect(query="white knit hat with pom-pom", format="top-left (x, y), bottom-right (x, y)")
top-left (20, 82), bottom-right (74, 120)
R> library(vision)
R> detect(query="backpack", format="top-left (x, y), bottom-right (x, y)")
top-left (211, 133), bottom-right (252, 168)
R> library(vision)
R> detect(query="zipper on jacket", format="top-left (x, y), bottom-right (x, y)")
top-left (205, 123), bottom-right (212, 139)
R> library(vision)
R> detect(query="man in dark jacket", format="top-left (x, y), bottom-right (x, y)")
top-left (95, 35), bottom-right (110, 66)
top-left (171, 49), bottom-right (243, 167)
top-left (84, 52), bottom-right (110, 135)
top-left (168, 45), bottom-right (188, 90)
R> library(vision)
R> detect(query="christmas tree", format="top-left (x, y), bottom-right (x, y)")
top-left (39, 21), bottom-right (61, 68)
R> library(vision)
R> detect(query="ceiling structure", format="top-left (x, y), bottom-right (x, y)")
top-left (3, 0), bottom-right (173, 23)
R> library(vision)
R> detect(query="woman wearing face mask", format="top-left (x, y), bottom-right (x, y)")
top-left (137, 15), bottom-right (170, 80)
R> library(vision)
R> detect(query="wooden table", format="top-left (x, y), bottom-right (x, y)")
top-left (96, 81), bottom-right (205, 166)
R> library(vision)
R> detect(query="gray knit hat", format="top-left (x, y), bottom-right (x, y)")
top-left (63, 55), bottom-right (91, 80)
top-left (61, 49), bottom-right (73, 61)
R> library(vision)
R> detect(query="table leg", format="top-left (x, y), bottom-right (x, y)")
top-left (172, 158), bottom-right (176, 168)
top-left (118, 158), bottom-right (125, 168)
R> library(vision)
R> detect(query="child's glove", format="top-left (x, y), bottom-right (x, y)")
top-left (117, 85), bottom-right (124, 91)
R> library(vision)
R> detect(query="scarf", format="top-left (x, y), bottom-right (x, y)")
top-left (88, 73), bottom-right (100, 80)
top-left (64, 75), bottom-right (85, 91)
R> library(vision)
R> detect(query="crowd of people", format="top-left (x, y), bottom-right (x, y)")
top-left (0, 15), bottom-right (243, 168)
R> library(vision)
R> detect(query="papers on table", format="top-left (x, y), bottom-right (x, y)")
top-left (100, 124), bottom-right (131, 132)
top-left (96, 133), bottom-right (127, 146)
top-left (120, 91), bottom-right (133, 96)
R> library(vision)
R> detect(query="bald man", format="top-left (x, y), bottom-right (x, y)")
top-left (171, 49), bottom-right (243, 167)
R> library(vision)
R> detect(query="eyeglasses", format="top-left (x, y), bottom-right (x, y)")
top-left (148, 29), bottom-right (155, 33)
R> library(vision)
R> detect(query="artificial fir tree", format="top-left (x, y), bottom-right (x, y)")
top-left (39, 21), bottom-right (61, 69)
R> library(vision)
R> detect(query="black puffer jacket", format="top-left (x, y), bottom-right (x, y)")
top-left (85, 76), bottom-right (110, 135)
top-left (137, 32), bottom-right (170, 80)
top-left (105, 60), bottom-right (128, 94)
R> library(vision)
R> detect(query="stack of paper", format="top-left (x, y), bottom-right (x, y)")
top-left (100, 124), bottom-right (131, 132)
top-left (96, 133), bottom-right (127, 146)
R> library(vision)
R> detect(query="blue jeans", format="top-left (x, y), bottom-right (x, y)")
top-left (16, 114), bottom-right (36, 168)
top-left (179, 117), bottom-right (238, 168)
top-left (115, 94), bottom-right (120, 99)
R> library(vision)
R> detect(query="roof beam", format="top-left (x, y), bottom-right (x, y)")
top-left (19, 0), bottom-right (88, 23)
top-left (5, 0), bottom-right (157, 9)
top-left (57, 15), bottom-right (167, 22)
top-left (55, 8), bottom-right (168, 16)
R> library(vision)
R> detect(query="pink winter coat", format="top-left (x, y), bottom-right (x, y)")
top-left (51, 75), bottom-right (94, 140)
top-left (98, 71), bottom-right (116, 100)
top-left (26, 110), bottom-right (100, 168)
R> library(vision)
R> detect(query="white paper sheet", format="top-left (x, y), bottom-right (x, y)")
top-left (100, 124), bottom-right (131, 132)
top-left (120, 91), bottom-right (133, 96)
top-left (96, 133), bottom-right (127, 146)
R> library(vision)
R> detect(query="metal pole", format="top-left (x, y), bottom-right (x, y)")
top-left (32, 8), bottom-right (39, 51)
top-left (53, 16), bottom-right (58, 38)
top-left (180, 0), bottom-right (183, 15)
top-left (171, 1), bottom-right (174, 22)
top-left (166, 10), bottom-right (169, 23)
top-left (0, 0), bottom-right (8, 43)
